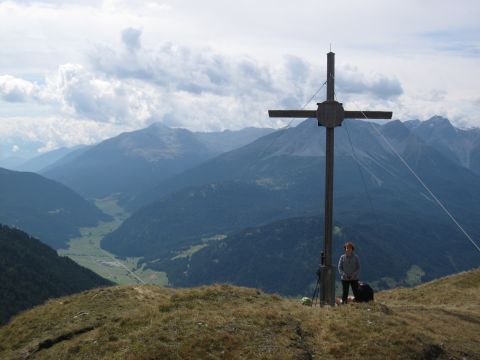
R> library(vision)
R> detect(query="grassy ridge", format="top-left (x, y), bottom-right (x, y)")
top-left (378, 267), bottom-right (480, 306)
top-left (0, 268), bottom-right (479, 359)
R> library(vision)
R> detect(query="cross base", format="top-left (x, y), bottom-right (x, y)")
top-left (319, 265), bottom-right (336, 306)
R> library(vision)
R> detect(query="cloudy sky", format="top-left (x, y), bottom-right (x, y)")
top-left (0, 0), bottom-right (479, 160)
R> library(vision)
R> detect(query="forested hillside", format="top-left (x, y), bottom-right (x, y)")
top-left (153, 215), bottom-right (477, 295)
top-left (0, 168), bottom-right (110, 249)
top-left (0, 225), bottom-right (111, 325)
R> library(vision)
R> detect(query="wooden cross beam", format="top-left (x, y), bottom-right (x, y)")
top-left (268, 52), bottom-right (392, 306)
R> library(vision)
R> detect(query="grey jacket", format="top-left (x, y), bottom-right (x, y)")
top-left (338, 254), bottom-right (360, 280)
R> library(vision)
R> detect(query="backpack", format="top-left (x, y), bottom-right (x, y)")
top-left (356, 282), bottom-right (374, 302)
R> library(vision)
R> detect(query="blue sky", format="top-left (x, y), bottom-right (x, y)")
top-left (0, 0), bottom-right (479, 159)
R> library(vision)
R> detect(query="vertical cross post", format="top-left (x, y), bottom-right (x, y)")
top-left (320, 52), bottom-right (336, 306)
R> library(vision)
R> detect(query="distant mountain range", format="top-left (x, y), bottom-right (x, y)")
top-left (0, 167), bottom-right (110, 249)
top-left (15, 145), bottom-right (88, 173)
top-left (42, 123), bottom-right (274, 203)
top-left (0, 224), bottom-right (111, 325)
top-left (405, 116), bottom-right (480, 175)
top-left (102, 117), bottom-right (480, 294)
top-left (2, 116), bottom-right (478, 296)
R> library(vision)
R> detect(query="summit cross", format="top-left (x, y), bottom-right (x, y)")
top-left (268, 52), bottom-right (392, 306)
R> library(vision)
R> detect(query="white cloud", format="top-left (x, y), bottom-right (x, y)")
top-left (336, 66), bottom-right (403, 100)
top-left (0, 0), bottom-right (479, 157)
top-left (50, 63), bottom-right (163, 125)
top-left (2, 0), bottom-right (101, 6)
top-left (0, 115), bottom-right (131, 151)
top-left (1, 64), bottom-right (169, 127)
top-left (0, 75), bottom-right (39, 102)
top-left (1, 34), bottom-right (404, 134)
top-left (89, 35), bottom-right (277, 98)
top-left (121, 27), bottom-right (142, 52)
top-left (85, 32), bottom-right (406, 130)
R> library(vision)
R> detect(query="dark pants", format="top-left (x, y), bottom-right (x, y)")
top-left (341, 280), bottom-right (359, 303)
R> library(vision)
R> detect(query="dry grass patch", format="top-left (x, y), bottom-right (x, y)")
top-left (0, 268), bottom-right (479, 359)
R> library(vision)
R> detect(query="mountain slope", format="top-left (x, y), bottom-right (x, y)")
top-left (39, 145), bottom-right (92, 173)
top-left (379, 267), bottom-right (480, 307)
top-left (154, 215), bottom-right (478, 295)
top-left (0, 225), bottom-right (111, 325)
top-left (0, 168), bottom-right (110, 249)
top-left (0, 269), bottom-right (478, 359)
top-left (42, 124), bottom-right (213, 202)
top-left (102, 181), bottom-right (319, 259)
top-left (195, 127), bottom-right (275, 153)
top-left (15, 146), bottom-right (86, 173)
top-left (42, 123), bottom-right (273, 202)
top-left (406, 116), bottom-right (480, 175)
top-left (103, 119), bottom-right (480, 289)
top-left (131, 119), bottom-right (480, 210)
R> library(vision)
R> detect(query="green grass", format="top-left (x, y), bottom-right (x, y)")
top-left (171, 244), bottom-right (208, 260)
top-left (171, 234), bottom-right (227, 260)
top-left (1, 268), bottom-right (479, 359)
top-left (404, 264), bottom-right (426, 287)
top-left (58, 195), bottom-right (168, 286)
top-left (369, 264), bottom-right (427, 290)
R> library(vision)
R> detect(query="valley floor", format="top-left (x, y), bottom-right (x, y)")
top-left (58, 195), bottom-right (168, 286)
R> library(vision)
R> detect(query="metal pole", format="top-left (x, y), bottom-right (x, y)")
top-left (327, 52), bottom-right (335, 101)
top-left (320, 52), bottom-right (336, 306)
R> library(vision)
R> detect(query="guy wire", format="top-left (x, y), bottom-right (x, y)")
top-left (343, 120), bottom-right (381, 229)
top-left (258, 80), bottom-right (327, 160)
top-left (350, 103), bottom-right (480, 254)
top-left (334, 91), bottom-right (380, 228)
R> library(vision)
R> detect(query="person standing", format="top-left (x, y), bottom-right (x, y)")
top-left (338, 242), bottom-right (360, 304)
